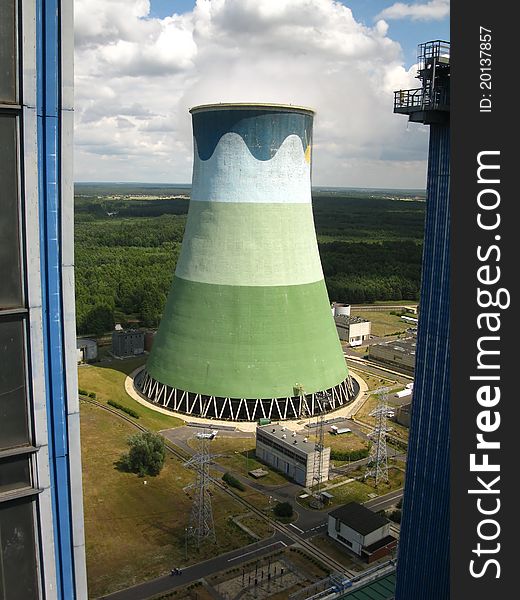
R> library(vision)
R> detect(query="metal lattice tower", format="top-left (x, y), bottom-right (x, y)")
top-left (365, 387), bottom-right (393, 486)
top-left (297, 386), bottom-right (330, 507)
top-left (312, 391), bottom-right (331, 504)
top-left (184, 431), bottom-right (217, 548)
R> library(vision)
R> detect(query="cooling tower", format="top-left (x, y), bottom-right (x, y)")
top-left (136, 103), bottom-right (357, 421)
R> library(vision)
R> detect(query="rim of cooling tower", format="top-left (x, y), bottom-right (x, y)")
top-left (134, 369), bottom-right (359, 422)
top-left (189, 103), bottom-right (315, 116)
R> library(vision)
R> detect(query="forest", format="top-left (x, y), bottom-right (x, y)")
top-left (74, 185), bottom-right (425, 335)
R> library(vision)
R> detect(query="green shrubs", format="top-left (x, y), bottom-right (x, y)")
top-left (222, 472), bottom-right (245, 491)
top-left (78, 388), bottom-right (97, 399)
top-left (107, 400), bottom-right (139, 419)
top-left (388, 509), bottom-right (402, 523)
top-left (119, 431), bottom-right (166, 477)
top-left (330, 448), bottom-right (369, 462)
top-left (273, 501), bottom-right (293, 519)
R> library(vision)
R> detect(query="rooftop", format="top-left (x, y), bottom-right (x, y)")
top-left (372, 336), bottom-right (416, 355)
top-left (189, 103), bottom-right (315, 115)
top-left (329, 502), bottom-right (388, 535)
top-left (335, 315), bottom-right (370, 325)
top-left (256, 423), bottom-right (317, 455)
top-left (339, 572), bottom-right (396, 599)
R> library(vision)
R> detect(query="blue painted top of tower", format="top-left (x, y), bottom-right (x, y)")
top-left (190, 103), bottom-right (314, 161)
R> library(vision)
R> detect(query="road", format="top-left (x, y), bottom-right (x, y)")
top-left (86, 400), bottom-right (404, 600)
top-left (101, 532), bottom-right (293, 600)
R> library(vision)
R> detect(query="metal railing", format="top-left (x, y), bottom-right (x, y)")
top-left (393, 87), bottom-right (449, 112)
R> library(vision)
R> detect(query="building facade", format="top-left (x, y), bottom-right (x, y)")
top-left (368, 337), bottom-right (416, 373)
top-left (112, 330), bottom-right (145, 357)
top-left (328, 502), bottom-right (396, 563)
top-left (256, 425), bottom-right (330, 486)
top-left (393, 40), bottom-right (450, 600)
top-left (0, 1), bottom-right (87, 598)
top-left (334, 315), bottom-right (371, 346)
top-left (76, 338), bottom-right (98, 364)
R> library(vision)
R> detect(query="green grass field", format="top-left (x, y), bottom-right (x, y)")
top-left (350, 310), bottom-right (411, 338)
top-left (78, 357), bottom-right (185, 431)
top-left (192, 436), bottom-right (289, 487)
top-left (81, 401), bottom-right (272, 597)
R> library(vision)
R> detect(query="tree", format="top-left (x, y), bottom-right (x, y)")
top-left (273, 501), bottom-right (293, 519)
top-left (120, 431), bottom-right (166, 477)
top-left (86, 303), bottom-right (115, 335)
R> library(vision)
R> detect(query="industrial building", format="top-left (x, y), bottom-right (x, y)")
top-left (331, 302), bottom-right (351, 317)
top-left (368, 337), bottom-right (416, 372)
top-left (255, 424), bottom-right (330, 486)
top-left (0, 1), bottom-right (87, 597)
top-left (144, 331), bottom-right (156, 352)
top-left (77, 338), bottom-right (98, 364)
top-left (335, 315), bottom-right (371, 346)
top-left (395, 403), bottom-right (412, 428)
top-left (136, 104), bottom-right (357, 421)
top-left (112, 330), bottom-right (145, 358)
top-left (393, 40), bottom-right (450, 600)
top-left (328, 502), bottom-right (396, 563)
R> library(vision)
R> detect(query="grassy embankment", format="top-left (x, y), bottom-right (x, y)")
top-left (81, 401), bottom-right (274, 597)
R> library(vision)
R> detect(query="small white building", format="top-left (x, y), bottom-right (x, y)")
top-left (76, 338), bottom-right (98, 363)
top-left (328, 502), bottom-right (396, 562)
top-left (334, 315), bottom-right (371, 346)
top-left (256, 424), bottom-right (330, 487)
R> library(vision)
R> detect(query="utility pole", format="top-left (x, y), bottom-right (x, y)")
top-left (364, 387), bottom-right (393, 486)
top-left (297, 385), bottom-right (331, 509)
top-left (312, 391), bottom-right (331, 507)
top-left (184, 430), bottom-right (217, 548)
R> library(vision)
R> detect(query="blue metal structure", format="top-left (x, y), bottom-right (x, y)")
top-left (393, 41), bottom-right (451, 600)
top-left (37, 0), bottom-right (77, 596)
top-left (0, 1), bottom-right (86, 598)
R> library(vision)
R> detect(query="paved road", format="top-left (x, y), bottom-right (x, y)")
top-left (364, 489), bottom-right (404, 512)
top-left (101, 532), bottom-right (292, 600)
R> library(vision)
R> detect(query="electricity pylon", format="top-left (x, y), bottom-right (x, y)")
top-left (184, 430), bottom-right (217, 548)
top-left (365, 386), bottom-right (394, 486)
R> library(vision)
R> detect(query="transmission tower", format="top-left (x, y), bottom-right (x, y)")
top-left (297, 385), bottom-right (330, 508)
top-left (364, 387), bottom-right (393, 486)
top-left (312, 391), bottom-right (331, 505)
top-left (184, 430), bottom-right (217, 548)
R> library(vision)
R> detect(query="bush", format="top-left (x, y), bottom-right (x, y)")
top-left (88, 391), bottom-right (97, 399)
top-left (108, 400), bottom-right (139, 419)
top-left (222, 472), bottom-right (245, 491)
top-left (389, 509), bottom-right (402, 523)
top-left (330, 448), bottom-right (369, 462)
top-left (119, 431), bottom-right (166, 477)
top-left (273, 502), bottom-right (293, 518)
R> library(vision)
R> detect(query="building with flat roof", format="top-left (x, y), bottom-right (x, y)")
top-left (328, 502), bottom-right (396, 563)
top-left (335, 315), bottom-right (371, 346)
top-left (77, 338), bottom-right (98, 364)
top-left (368, 336), bottom-right (416, 372)
top-left (256, 424), bottom-right (330, 487)
top-left (112, 330), bottom-right (145, 357)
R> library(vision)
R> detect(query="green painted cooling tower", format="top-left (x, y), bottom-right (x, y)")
top-left (137, 103), bottom-right (356, 421)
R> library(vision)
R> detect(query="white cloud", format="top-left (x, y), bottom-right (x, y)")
top-left (74, 0), bottom-right (429, 188)
top-left (377, 0), bottom-right (449, 22)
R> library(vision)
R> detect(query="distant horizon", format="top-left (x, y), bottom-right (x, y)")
top-left (74, 181), bottom-right (426, 194)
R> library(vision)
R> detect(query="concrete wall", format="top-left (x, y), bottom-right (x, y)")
top-left (256, 439), bottom-right (330, 487)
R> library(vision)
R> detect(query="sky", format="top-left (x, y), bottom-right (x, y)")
top-left (74, 0), bottom-right (449, 189)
